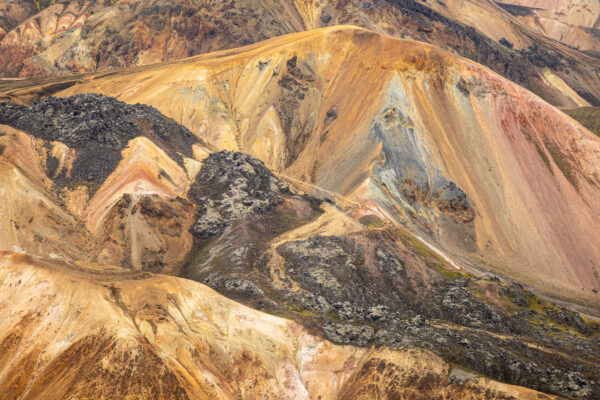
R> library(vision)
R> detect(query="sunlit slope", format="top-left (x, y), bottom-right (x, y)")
top-left (0, 103), bottom-right (206, 270)
top-left (497, 0), bottom-right (600, 52)
top-left (54, 26), bottom-right (600, 299)
top-left (0, 251), bottom-right (562, 400)
top-left (0, 124), bottom-right (93, 259)
top-left (4, 0), bottom-right (600, 107)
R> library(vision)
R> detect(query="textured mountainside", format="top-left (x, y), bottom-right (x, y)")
top-left (7, 26), bottom-right (598, 304)
top-left (497, 0), bottom-right (600, 53)
top-left (565, 106), bottom-right (600, 136)
top-left (0, 94), bottom-right (205, 269)
top-left (0, 98), bottom-right (599, 398)
top-left (1, 0), bottom-right (600, 107)
top-left (2, 27), bottom-right (600, 398)
top-left (0, 252), bottom-right (571, 399)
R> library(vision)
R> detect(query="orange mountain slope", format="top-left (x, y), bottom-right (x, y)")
top-left (0, 251), bottom-right (563, 400)
top-left (27, 26), bottom-right (599, 303)
top-left (2, 0), bottom-right (600, 107)
top-left (497, 0), bottom-right (600, 53)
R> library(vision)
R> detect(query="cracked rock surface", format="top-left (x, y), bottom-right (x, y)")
top-left (188, 151), bottom-right (291, 238)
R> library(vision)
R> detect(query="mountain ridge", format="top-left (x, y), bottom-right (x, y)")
top-left (22, 25), bottom-right (598, 306)
top-left (1, 24), bottom-right (600, 399)
top-left (2, 0), bottom-right (600, 107)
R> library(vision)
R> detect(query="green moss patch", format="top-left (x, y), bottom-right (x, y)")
top-left (564, 106), bottom-right (600, 137)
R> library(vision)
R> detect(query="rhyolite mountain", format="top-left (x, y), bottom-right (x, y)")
top-left (497, 0), bottom-right (600, 54)
top-left (8, 26), bottom-right (598, 304)
top-left (1, 96), bottom-right (599, 398)
top-left (1, 25), bottom-right (600, 399)
top-left (2, 0), bottom-right (600, 108)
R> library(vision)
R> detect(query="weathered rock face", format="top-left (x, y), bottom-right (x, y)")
top-left (0, 94), bottom-right (197, 190)
top-left (369, 103), bottom-right (476, 250)
top-left (0, 0), bottom-right (34, 34)
top-left (184, 207), bottom-right (600, 399)
top-left (188, 151), bottom-right (292, 238)
top-left (338, 0), bottom-right (600, 106)
top-left (94, 193), bottom-right (197, 272)
top-left (0, 252), bottom-right (562, 400)
top-left (174, 153), bottom-right (600, 399)
top-left (182, 150), bottom-right (323, 283)
top-left (277, 235), bottom-right (412, 315)
top-left (0, 94), bottom-right (204, 271)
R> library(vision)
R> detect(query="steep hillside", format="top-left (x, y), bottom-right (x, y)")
top-left (564, 106), bottom-right (600, 136)
top-left (1, 90), bottom-right (599, 397)
top-left (9, 26), bottom-right (596, 305)
top-left (0, 251), bottom-right (565, 399)
top-left (178, 150), bottom-right (600, 399)
top-left (0, 140), bottom-right (598, 398)
top-left (1, 0), bottom-right (600, 106)
top-left (497, 0), bottom-right (600, 53)
top-left (2, 27), bottom-right (600, 398)
top-left (0, 0), bottom-right (108, 74)
top-left (0, 94), bottom-right (206, 269)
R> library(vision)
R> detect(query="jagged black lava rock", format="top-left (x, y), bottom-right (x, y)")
top-left (179, 150), bottom-right (600, 399)
top-left (0, 102), bottom-right (26, 124)
top-left (0, 94), bottom-right (197, 191)
top-left (188, 151), bottom-right (291, 238)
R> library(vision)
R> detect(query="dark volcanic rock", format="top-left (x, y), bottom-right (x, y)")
top-left (502, 281), bottom-right (532, 307)
top-left (269, 233), bottom-right (600, 399)
top-left (320, 13), bottom-right (332, 24)
top-left (0, 94), bottom-right (197, 190)
top-left (180, 150), bottom-right (323, 289)
top-left (179, 150), bottom-right (600, 399)
top-left (188, 151), bottom-right (291, 238)
top-left (499, 37), bottom-right (514, 49)
top-left (323, 322), bottom-right (374, 346)
top-left (1, 94), bottom-right (193, 149)
top-left (277, 235), bottom-right (410, 313)
top-left (546, 307), bottom-right (591, 335)
top-left (0, 102), bottom-right (26, 123)
top-left (203, 276), bottom-right (265, 298)
top-left (275, 55), bottom-right (317, 166)
top-left (440, 284), bottom-right (505, 331)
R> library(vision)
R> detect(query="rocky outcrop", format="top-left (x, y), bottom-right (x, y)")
top-left (3, 252), bottom-right (559, 400)
top-left (0, 94), bottom-right (197, 190)
top-left (182, 151), bottom-right (323, 283)
top-left (276, 236), bottom-right (600, 399)
top-left (188, 151), bottom-right (292, 238)
top-left (0, 95), bottom-right (202, 271)
top-left (277, 235), bottom-right (412, 314)
top-left (370, 103), bottom-right (476, 248)
top-left (187, 217), bottom-right (600, 399)
top-left (186, 158), bottom-right (600, 398)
